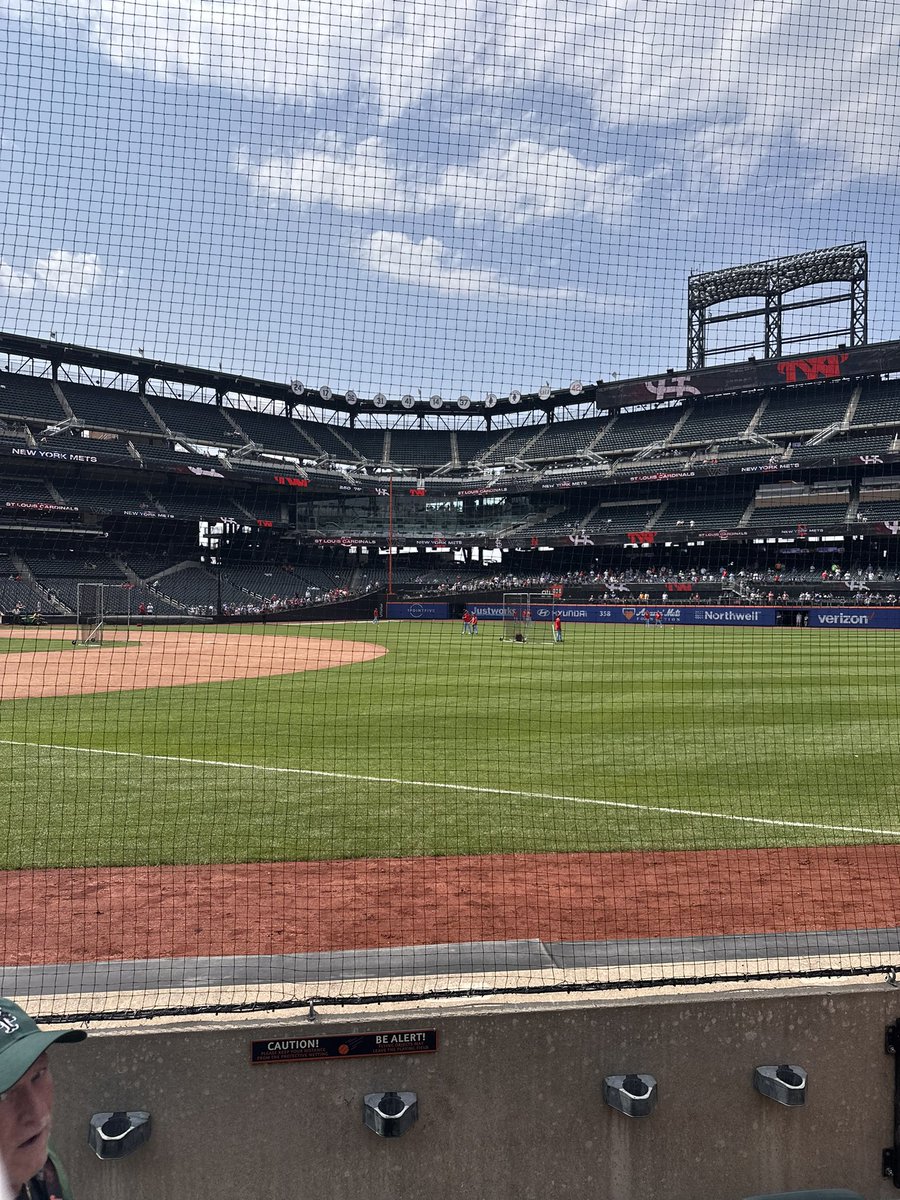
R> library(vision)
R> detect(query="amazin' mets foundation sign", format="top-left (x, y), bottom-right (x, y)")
top-left (251, 1029), bottom-right (438, 1065)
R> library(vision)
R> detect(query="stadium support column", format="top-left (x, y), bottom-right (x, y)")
top-left (387, 475), bottom-right (394, 598)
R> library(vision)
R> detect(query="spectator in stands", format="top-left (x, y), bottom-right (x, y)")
top-left (0, 998), bottom-right (85, 1200)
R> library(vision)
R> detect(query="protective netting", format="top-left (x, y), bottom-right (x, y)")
top-left (0, 1), bottom-right (898, 1019)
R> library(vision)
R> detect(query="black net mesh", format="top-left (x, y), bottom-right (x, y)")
top-left (0, 0), bottom-right (897, 1019)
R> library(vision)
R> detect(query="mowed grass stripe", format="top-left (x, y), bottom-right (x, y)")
top-left (0, 622), bottom-right (897, 867)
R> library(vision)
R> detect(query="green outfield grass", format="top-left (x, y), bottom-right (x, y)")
top-left (0, 620), bottom-right (898, 869)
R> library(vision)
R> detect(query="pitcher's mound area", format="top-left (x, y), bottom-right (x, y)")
top-left (0, 627), bottom-right (386, 699)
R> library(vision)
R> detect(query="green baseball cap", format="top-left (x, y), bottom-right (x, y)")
top-left (0, 999), bottom-right (86, 1094)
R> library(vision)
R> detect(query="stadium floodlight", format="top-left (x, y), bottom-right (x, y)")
top-left (40, 417), bottom-right (80, 440)
top-left (345, 390), bottom-right (358, 405)
top-left (401, 394), bottom-right (416, 409)
top-left (373, 393), bottom-right (388, 408)
top-left (290, 379), bottom-right (305, 395)
top-left (538, 382), bottom-right (552, 400)
top-left (318, 385), bottom-right (333, 401)
top-left (457, 395), bottom-right (471, 410)
top-left (508, 390), bottom-right (522, 404)
top-left (429, 394), bottom-right (443, 409)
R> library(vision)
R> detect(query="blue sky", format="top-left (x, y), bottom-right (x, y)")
top-left (1, 0), bottom-right (898, 399)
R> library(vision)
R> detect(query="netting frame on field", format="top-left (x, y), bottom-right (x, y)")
top-left (501, 591), bottom-right (557, 644)
top-left (75, 581), bottom-right (130, 647)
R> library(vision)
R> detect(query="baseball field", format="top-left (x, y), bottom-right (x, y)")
top-left (0, 619), bottom-right (898, 969)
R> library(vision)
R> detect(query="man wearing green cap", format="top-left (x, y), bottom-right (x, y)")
top-left (0, 999), bottom-right (85, 1199)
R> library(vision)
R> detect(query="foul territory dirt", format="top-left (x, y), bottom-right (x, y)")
top-left (0, 846), bottom-right (897, 965)
top-left (0, 626), bottom-right (896, 966)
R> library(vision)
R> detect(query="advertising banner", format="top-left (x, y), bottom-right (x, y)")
top-left (386, 601), bottom-right (450, 619)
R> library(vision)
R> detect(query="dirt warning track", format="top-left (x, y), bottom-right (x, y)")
top-left (0, 627), bottom-right (386, 699)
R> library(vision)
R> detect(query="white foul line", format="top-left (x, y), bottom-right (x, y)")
top-left (1, 738), bottom-right (899, 839)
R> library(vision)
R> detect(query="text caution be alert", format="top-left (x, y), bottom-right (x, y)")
top-left (251, 1029), bottom-right (438, 1064)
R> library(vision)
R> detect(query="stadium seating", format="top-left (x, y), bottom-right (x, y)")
top-left (147, 564), bottom-right (253, 609)
top-left (590, 502), bottom-right (661, 531)
top-left (480, 424), bottom-right (545, 463)
top-left (145, 393), bottom-right (243, 446)
top-left (136, 443), bottom-right (221, 468)
top-left (226, 407), bottom-right (318, 456)
top-left (0, 475), bottom-right (60, 504)
top-left (523, 417), bottom-right (608, 461)
top-left (0, 373), bottom-right (66, 422)
top-left (593, 410), bottom-right (680, 453)
top-left (746, 502), bottom-right (849, 527)
top-left (51, 481), bottom-right (156, 514)
top-left (789, 433), bottom-right (893, 460)
top-left (387, 430), bottom-right (453, 467)
top-left (851, 382), bottom-right (900, 427)
top-left (655, 498), bottom-right (752, 529)
top-left (757, 387), bottom-right (852, 435)
top-left (59, 381), bottom-right (160, 433)
top-left (856, 501), bottom-right (900, 522)
top-left (296, 420), bottom-right (359, 459)
top-left (671, 399), bottom-right (760, 444)
top-left (151, 488), bottom-right (251, 522)
top-left (455, 429), bottom-right (505, 463)
top-left (336, 427), bottom-right (387, 462)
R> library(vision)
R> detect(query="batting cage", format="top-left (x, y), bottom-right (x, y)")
top-left (0, 0), bottom-right (897, 1031)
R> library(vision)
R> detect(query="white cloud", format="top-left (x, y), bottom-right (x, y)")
top-left (238, 136), bottom-right (637, 226)
top-left (236, 137), bottom-right (413, 215)
top-left (8, 0), bottom-right (900, 193)
top-left (0, 250), bottom-right (104, 297)
top-left (358, 231), bottom-right (595, 304)
top-left (0, 260), bottom-right (35, 295)
top-left (427, 141), bottom-right (637, 227)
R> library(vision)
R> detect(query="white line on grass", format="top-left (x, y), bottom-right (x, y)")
top-left (2, 738), bottom-right (899, 839)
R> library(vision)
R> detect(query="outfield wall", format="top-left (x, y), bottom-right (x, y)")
top-left (48, 982), bottom-right (899, 1200)
top-left (387, 600), bottom-right (900, 628)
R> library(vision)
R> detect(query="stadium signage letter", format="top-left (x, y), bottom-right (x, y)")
top-left (776, 353), bottom-right (848, 384)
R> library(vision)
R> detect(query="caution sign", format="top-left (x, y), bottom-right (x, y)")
top-left (251, 1029), bottom-right (438, 1065)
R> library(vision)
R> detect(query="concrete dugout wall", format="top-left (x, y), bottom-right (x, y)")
top-left (47, 981), bottom-right (900, 1200)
